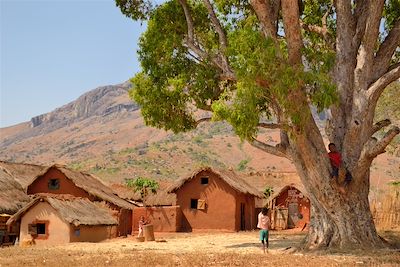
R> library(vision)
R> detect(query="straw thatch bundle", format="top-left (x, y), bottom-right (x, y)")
top-left (0, 167), bottom-right (31, 214)
top-left (168, 167), bottom-right (263, 198)
top-left (0, 161), bottom-right (46, 189)
top-left (7, 194), bottom-right (118, 227)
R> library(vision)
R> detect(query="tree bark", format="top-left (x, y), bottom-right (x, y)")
top-left (289, 117), bottom-right (385, 249)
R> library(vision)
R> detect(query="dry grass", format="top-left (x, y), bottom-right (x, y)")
top-left (372, 187), bottom-right (400, 230)
top-left (0, 231), bottom-right (399, 267)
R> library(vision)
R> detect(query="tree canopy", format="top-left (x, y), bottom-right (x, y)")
top-left (117, 0), bottom-right (400, 249)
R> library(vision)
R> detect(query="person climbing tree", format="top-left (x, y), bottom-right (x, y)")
top-left (328, 143), bottom-right (352, 190)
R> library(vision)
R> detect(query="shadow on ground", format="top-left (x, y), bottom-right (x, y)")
top-left (225, 233), bottom-right (305, 250)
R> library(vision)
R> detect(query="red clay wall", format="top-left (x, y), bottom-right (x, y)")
top-left (132, 206), bottom-right (181, 233)
top-left (69, 225), bottom-right (116, 242)
top-left (274, 188), bottom-right (310, 229)
top-left (176, 170), bottom-right (244, 232)
top-left (27, 168), bottom-right (92, 199)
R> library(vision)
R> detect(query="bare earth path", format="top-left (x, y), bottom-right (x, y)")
top-left (0, 231), bottom-right (399, 267)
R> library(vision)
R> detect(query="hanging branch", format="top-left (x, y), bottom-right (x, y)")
top-left (250, 138), bottom-right (290, 159)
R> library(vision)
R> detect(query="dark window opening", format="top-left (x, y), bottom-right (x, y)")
top-left (200, 177), bottom-right (209, 185)
top-left (74, 228), bottom-right (80, 236)
top-left (37, 223), bottom-right (46, 235)
top-left (48, 178), bottom-right (60, 190)
top-left (190, 199), bottom-right (198, 209)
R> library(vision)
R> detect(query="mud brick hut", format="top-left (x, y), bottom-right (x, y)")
top-left (7, 195), bottom-right (118, 246)
top-left (266, 184), bottom-right (310, 230)
top-left (168, 167), bottom-right (263, 232)
top-left (0, 161), bottom-right (134, 237)
top-left (24, 164), bottom-right (134, 236)
top-left (0, 167), bottom-right (31, 246)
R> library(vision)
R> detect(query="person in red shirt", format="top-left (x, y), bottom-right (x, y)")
top-left (328, 143), bottom-right (352, 187)
top-left (328, 143), bottom-right (341, 178)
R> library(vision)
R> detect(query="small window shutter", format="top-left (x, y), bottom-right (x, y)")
top-left (28, 224), bottom-right (37, 235)
top-left (197, 199), bottom-right (206, 210)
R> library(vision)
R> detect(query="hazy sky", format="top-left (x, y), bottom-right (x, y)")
top-left (0, 0), bottom-right (145, 128)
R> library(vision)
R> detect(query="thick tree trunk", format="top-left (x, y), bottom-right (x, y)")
top-left (289, 118), bottom-right (385, 250)
top-left (301, 171), bottom-right (383, 249)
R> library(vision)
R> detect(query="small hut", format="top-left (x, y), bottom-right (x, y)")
top-left (168, 167), bottom-right (263, 232)
top-left (7, 195), bottom-right (118, 246)
top-left (25, 164), bottom-right (134, 236)
top-left (0, 167), bottom-right (31, 246)
top-left (266, 184), bottom-right (310, 230)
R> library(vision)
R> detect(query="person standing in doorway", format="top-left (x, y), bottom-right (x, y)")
top-left (257, 207), bottom-right (271, 253)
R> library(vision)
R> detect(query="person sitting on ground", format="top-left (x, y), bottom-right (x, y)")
top-left (138, 215), bottom-right (149, 237)
top-left (257, 207), bottom-right (270, 253)
top-left (328, 143), bottom-right (352, 186)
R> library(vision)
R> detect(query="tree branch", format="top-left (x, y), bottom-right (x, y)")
top-left (195, 117), bottom-right (212, 126)
top-left (370, 119), bottom-right (391, 136)
top-left (354, 0), bottom-right (385, 89)
top-left (281, 0), bottom-right (302, 65)
top-left (250, 0), bottom-right (279, 40)
top-left (367, 62), bottom-right (400, 103)
top-left (367, 126), bottom-right (400, 158)
top-left (202, 0), bottom-right (227, 50)
top-left (300, 22), bottom-right (335, 49)
top-left (257, 122), bottom-right (282, 129)
top-left (372, 19), bottom-right (400, 81)
top-left (352, 0), bottom-right (369, 51)
top-left (178, 0), bottom-right (235, 81)
top-left (250, 138), bottom-right (290, 159)
top-left (354, 125), bottom-right (399, 178)
top-left (202, 0), bottom-right (235, 80)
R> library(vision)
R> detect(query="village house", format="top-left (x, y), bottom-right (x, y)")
top-left (168, 167), bottom-right (263, 232)
top-left (0, 161), bottom-right (134, 239)
top-left (266, 184), bottom-right (310, 230)
top-left (7, 195), bottom-right (118, 245)
top-left (25, 164), bottom-right (134, 236)
top-left (0, 167), bottom-right (31, 246)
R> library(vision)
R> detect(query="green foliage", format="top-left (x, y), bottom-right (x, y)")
top-left (383, 0), bottom-right (400, 32)
top-left (126, 177), bottom-right (159, 203)
top-left (390, 181), bottom-right (400, 187)
top-left (263, 186), bottom-right (274, 199)
top-left (115, 0), bottom-right (153, 20)
top-left (237, 159), bottom-right (249, 171)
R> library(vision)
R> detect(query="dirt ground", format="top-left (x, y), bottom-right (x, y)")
top-left (0, 230), bottom-right (399, 267)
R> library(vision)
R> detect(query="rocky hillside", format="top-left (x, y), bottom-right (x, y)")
top-left (0, 81), bottom-right (398, 193)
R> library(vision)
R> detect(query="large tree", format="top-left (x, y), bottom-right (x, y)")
top-left (116, 0), bottom-right (400, 249)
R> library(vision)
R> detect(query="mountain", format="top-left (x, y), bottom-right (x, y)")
top-left (0, 81), bottom-right (398, 192)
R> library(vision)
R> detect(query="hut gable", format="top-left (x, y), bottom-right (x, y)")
top-left (26, 164), bottom-right (133, 210)
top-left (7, 195), bottom-right (118, 227)
top-left (168, 167), bottom-right (263, 198)
top-left (0, 167), bottom-right (31, 214)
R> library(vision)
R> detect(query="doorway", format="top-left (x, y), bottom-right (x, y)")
top-left (240, 203), bottom-right (245, 230)
top-left (288, 202), bottom-right (299, 228)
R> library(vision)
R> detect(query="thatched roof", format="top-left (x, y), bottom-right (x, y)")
top-left (168, 167), bottom-right (263, 198)
top-left (0, 167), bottom-right (31, 214)
top-left (0, 161), bottom-right (46, 189)
top-left (111, 181), bottom-right (176, 206)
top-left (7, 194), bottom-right (118, 227)
top-left (27, 164), bottom-right (134, 210)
